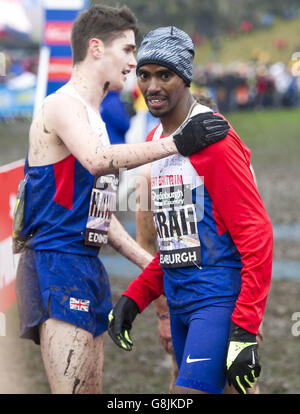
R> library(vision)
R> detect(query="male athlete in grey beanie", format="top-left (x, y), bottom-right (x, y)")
top-left (109, 26), bottom-right (270, 396)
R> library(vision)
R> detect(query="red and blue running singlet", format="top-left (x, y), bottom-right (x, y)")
top-left (21, 85), bottom-right (117, 257)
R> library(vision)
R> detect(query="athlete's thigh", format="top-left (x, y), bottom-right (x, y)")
top-left (170, 311), bottom-right (218, 395)
top-left (169, 313), bottom-right (189, 369)
top-left (39, 318), bottom-right (104, 394)
top-left (88, 333), bottom-right (105, 393)
top-left (175, 303), bottom-right (235, 394)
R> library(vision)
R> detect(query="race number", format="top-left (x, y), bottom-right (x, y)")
top-left (85, 174), bottom-right (118, 247)
top-left (152, 175), bottom-right (201, 268)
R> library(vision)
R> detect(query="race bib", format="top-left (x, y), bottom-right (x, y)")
top-left (12, 174), bottom-right (28, 254)
top-left (152, 174), bottom-right (201, 268)
top-left (85, 174), bottom-right (118, 247)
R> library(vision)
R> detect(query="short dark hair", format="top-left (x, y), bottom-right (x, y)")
top-left (71, 4), bottom-right (138, 65)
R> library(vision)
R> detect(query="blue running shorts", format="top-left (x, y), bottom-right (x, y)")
top-left (15, 249), bottom-right (113, 344)
top-left (170, 301), bottom-right (236, 394)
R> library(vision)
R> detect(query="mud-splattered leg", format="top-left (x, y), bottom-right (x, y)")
top-left (39, 318), bottom-right (104, 394)
top-left (168, 353), bottom-right (179, 394)
top-left (82, 333), bottom-right (104, 393)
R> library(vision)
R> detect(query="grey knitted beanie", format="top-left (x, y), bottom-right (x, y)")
top-left (136, 26), bottom-right (195, 86)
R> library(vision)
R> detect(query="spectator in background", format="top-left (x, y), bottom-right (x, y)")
top-left (101, 90), bottom-right (130, 145)
top-left (192, 60), bottom-right (299, 112)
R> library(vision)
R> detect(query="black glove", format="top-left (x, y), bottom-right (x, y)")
top-left (173, 112), bottom-right (230, 156)
top-left (226, 321), bottom-right (261, 394)
top-left (108, 296), bottom-right (139, 351)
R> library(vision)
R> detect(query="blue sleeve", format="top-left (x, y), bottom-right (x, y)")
top-left (101, 92), bottom-right (130, 136)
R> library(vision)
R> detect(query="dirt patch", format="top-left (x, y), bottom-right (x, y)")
top-left (0, 277), bottom-right (299, 394)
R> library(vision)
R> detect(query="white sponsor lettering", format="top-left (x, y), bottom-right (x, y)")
top-left (96, 174), bottom-right (119, 191)
top-left (160, 250), bottom-right (198, 265)
top-left (88, 232), bottom-right (108, 244)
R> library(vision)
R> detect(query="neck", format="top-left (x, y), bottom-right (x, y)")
top-left (161, 93), bottom-right (196, 137)
top-left (68, 62), bottom-right (109, 112)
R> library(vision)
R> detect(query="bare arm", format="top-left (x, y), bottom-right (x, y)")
top-left (136, 165), bottom-right (173, 353)
top-left (45, 94), bottom-right (177, 176)
top-left (108, 214), bottom-right (153, 270)
top-left (136, 164), bottom-right (157, 256)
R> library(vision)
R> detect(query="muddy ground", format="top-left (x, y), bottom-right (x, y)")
top-left (0, 109), bottom-right (299, 394)
top-left (0, 277), bottom-right (299, 394)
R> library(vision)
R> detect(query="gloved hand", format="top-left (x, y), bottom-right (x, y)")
top-left (108, 295), bottom-right (139, 351)
top-left (173, 112), bottom-right (230, 156)
top-left (226, 322), bottom-right (261, 394)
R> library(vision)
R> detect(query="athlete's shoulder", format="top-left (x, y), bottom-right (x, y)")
top-left (192, 110), bottom-right (251, 163)
top-left (40, 89), bottom-right (84, 117)
top-left (190, 104), bottom-right (231, 157)
top-left (41, 90), bottom-right (90, 133)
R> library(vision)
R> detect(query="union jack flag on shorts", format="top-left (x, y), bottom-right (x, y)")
top-left (70, 297), bottom-right (90, 312)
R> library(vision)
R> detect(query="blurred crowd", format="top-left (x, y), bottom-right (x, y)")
top-left (192, 61), bottom-right (300, 112)
top-left (0, 50), bottom-right (38, 87)
top-left (0, 48), bottom-right (299, 126)
top-left (0, 50), bottom-right (37, 120)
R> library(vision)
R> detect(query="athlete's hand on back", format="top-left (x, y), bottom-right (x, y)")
top-left (173, 112), bottom-right (230, 156)
top-left (108, 296), bottom-right (139, 351)
top-left (226, 321), bottom-right (261, 394)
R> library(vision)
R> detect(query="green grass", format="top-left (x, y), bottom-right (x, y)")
top-left (0, 119), bottom-right (29, 166)
top-left (195, 16), bottom-right (300, 65)
top-left (224, 108), bottom-right (300, 225)
top-left (225, 108), bottom-right (300, 162)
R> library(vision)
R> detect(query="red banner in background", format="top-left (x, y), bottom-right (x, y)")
top-left (44, 21), bottom-right (73, 45)
top-left (0, 160), bottom-right (24, 312)
top-left (48, 56), bottom-right (73, 81)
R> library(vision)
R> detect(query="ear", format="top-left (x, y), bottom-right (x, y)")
top-left (89, 38), bottom-right (104, 59)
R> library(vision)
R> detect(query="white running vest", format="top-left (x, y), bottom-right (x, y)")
top-left (57, 84), bottom-right (119, 248)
